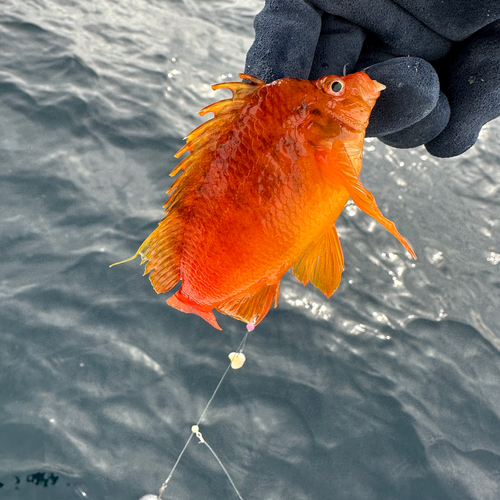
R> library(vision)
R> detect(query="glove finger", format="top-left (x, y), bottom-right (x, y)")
top-left (364, 57), bottom-right (440, 137)
top-left (379, 92), bottom-right (450, 149)
top-left (244, 0), bottom-right (322, 83)
top-left (309, 15), bottom-right (366, 79)
top-left (426, 20), bottom-right (500, 158)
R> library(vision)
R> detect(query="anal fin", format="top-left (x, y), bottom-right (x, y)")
top-left (217, 282), bottom-right (280, 326)
top-left (292, 225), bottom-right (344, 298)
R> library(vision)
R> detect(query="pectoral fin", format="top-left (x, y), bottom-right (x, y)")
top-left (325, 139), bottom-right (416, 259)
top-left (292, 225), bottom-right (344, 298)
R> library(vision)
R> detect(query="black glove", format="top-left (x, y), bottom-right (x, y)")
top-left (244, 0), bottom-right (500, 158)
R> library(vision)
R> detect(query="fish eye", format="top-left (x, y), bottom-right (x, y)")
top-left (330, 81), bottom-right (344, 93)
top-left (321, 77), bottom-right (345, 96)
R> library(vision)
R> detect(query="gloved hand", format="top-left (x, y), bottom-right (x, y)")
top-left (244, 0), bottom-right (500, 158)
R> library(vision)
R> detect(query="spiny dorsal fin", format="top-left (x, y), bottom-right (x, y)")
top-left (211, 73), bottom-right (265, 99)
top-left (172, 74), bottom-right (264, 165)
top-left (238, 73), bottom-right (266, 85)
top-left (110, 76), bottom-right (266, 289)
top-left (198, 98), bottom-right (233, 118)
top-left (292, 225), bottom-right (344, 298)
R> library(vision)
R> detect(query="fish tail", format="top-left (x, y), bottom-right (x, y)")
top-left (167, 291), bottom-right (221, 330)
top-left (217, 281), bottom-right (280, 326)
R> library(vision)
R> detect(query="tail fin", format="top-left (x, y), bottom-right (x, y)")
top-left (167, 291), bottom-right (221, 330)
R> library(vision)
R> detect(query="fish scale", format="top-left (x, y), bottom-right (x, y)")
top-left (112, 72), bottom-right (415, 330)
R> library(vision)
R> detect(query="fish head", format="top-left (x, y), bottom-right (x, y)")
top-left (312, 72), bottom-right (385, 132)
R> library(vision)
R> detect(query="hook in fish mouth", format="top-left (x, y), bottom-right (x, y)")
top-left (373, 80), bottom-right (386, 92)
top-left (361, 62), bottom-right (377, 72)
top-left (357, 63), bottom-right (386, 92)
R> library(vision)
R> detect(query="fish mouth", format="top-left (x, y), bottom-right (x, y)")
top-left (373, 80), bottom-right (386, 92)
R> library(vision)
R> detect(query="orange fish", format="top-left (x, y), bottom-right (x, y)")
top-left (113, 72), bottom-right (416, 330)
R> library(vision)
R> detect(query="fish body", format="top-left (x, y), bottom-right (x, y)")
top-left (115, 72), bottom-right (415, 329)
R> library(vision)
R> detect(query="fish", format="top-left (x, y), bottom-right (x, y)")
top-left (112, 72), bottom-right (416, 330)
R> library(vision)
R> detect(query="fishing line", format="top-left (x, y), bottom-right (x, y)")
top-left (190, 426), bottom-right (245, 500)
top-left (141, 324), bottom-right (253, 500)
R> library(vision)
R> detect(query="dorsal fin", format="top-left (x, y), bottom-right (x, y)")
top-left (211, 73), bottom-right (265, 99)
top-left (169, 148), bottom-right (204, 178)
top-left (109, 213), bottom-right (182, 295)
top-left (198, 98), bottom-right (233, 118)
top-left (238, 73), bottom-right (266, 85)
top-left (292, 225), bottom-right (344, 298)
top-left (111, 75), bottom-right (267, 299)
top-left (172, 74), bottom-right (265, 168)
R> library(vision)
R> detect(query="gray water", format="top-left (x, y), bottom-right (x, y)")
top-left (1, 1), bottom-right (500, 499)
